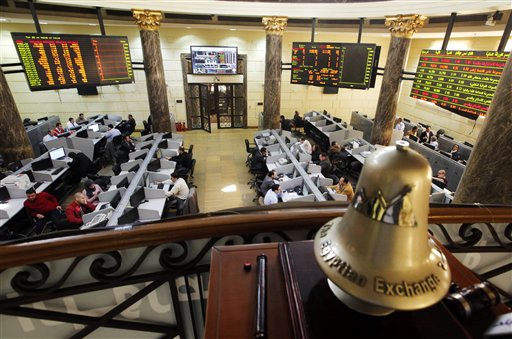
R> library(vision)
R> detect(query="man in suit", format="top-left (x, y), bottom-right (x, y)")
top-left (420, 126), bottom-right (434, 144)
top-left (251, 147), bottom-right (267, 174)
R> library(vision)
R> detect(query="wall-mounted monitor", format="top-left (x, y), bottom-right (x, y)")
top-left (191, 46), bottom-right (238, 75)
top-left (11, 32), bottom-right (134, 91)
top-left (410, 49), bottom-right (509, 119)
top-left (291, 42), bottom-right (380, 89)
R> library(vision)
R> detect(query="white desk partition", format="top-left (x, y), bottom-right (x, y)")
top-left (299, 153), bottom-right (312, 163)
top-left (44, 137), bottom-right (70, 151)
top-left (110, 172), bottom-right (136, 186)
top-left (70, 137), bottom-right (95, 160)
top-left (137, 188), bottom-right (166, 221)
top-left (161, 149), bottom-right (178, 158)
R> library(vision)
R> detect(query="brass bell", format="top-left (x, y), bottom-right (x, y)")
top-left (314, 140), bottom-right (451, 316)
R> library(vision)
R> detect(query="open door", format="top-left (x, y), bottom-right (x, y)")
top-left (188, 84), bottom-right (211, 133)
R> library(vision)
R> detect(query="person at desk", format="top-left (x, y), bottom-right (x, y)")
top-left (394, 117), bottom-right (405, 131)
top-left (319, 153), bottom-right (336, 180)
top-left (76, 113), bottom-right (86, 124)
top-left (167, 146), bottom-right (193, 170)
top-left (68, 152), bottom-right (94, 183)
top-left (126, 114), bottom-right (136, 135)
top-left (406, 126), bottom-right (419, 141)
top-left (43, 130), bottom-right (57, 143)
top-left (420, 125), bottom-right (434, 143)
top-left (280, 115), bottom-right (293, 132)
top-left (299, 137), bottom-right (312, 154)
top-left (104, 124), bottom-right (122, 142)
top-left (82, 179), bottom-right (104, 206)
top-left (429, 136), bottom-right (439, 150)
top-left (328, 177), bottom-right (354, 202)
top-left (251, 147), bottom-right (267, 173)
top-left (67, 117), bottom-right (79, 130)
top-left (115, 135), bottom-right (136, 164)
top-left (293, 111), bottom-right (304, 128)
top-left (433, 169), bottom-right (448, 186)
top-left (23, 188), bottom-right (64, 233)
top-left (329, 141), bottom-right (341, 158)
top-left (51, 122), bottom-right (65, 136)
top-left (450, 144), bottom-right (461, 161)
top-left (261, 170), bottom-right (278, 196)
top-left (264, 184), bottom-right (281, 205)
top-left (65, 192), bottom-right (95, 227)
top-left (311, 145), bottom-right (321, 164)
top-left (161, 172), bottom-right (190, 214)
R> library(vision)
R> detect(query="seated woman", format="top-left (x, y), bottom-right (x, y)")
top-left (82, 179), bottom-right (104, 206)
top-left (450, 144), bottom-right (460, 161)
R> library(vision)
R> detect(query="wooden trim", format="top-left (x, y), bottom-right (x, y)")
top-left (0, 204), bottom-right (510, 269)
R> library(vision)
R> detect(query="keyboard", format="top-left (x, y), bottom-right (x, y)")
top-left (81, 213), bottom-right (108, 230)
top-left (33, 182), bottom-right (43, 189)
top-left (157, 183), bottom-right (164, 190)
top-left (52, 167), bottom-right (65, 175)
top-left (99, 203), bottom-right (110, 210)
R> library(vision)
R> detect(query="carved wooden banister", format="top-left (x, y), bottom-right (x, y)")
top-left (0, 204), bottom-right (510, 269)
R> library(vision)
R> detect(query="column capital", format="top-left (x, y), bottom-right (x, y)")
top-left (262, 16), bottom-right (288, 35)
top-left (132, 9), bottom-right (163, 31)
top-left (385, 14), bottom-right (427, 38)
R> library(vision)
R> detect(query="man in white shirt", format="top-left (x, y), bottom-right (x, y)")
top-left (299, 137), bottom-right (312, 154)
top-left (104, 124), bottom-right (122, 142)
top-left (42, 130), bottom-right (57, 142)
top-left (162, 172), bottom-right (190, 214)
top-left (264, 184), bottom-right (281, 205)
top-left (394, 117), bottom-right (405, 131)
top-left (429, 136), bottom-right (439, 150)
top-left (67, 117), bottom-right (79, 130)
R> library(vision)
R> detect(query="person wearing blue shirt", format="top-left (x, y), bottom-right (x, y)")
top-left (104, 124), bottom-right (121, 142)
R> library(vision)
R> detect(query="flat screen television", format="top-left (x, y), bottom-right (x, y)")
top-left (191, 46), bottom-right (238, 75)
top-left (410, 49), bottom-right (509, 119)
top-left (11, 33), bottom-right (134, 91)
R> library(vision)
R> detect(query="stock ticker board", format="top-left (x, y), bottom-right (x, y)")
top-left (12, 33), bottom-right (134, 91)
top-left (339, 43), bottom-right (378, 89)
top-left (291, 42), bottom-right (341, 86)
top-left (410, 49), bottom-right (509, 119)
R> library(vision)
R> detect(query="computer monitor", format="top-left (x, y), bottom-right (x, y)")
top-left (88, 124), bottom-right (100, 132)
top-left (116, 176), bottom-right (129, 189)
top-left (135, 154), bottom-right (146, 161)
top-left (109, 190), bottom-right (122, 209)
top-left (0, 186), bottom-right (10, 201)
top-left (129, 187), bottom-right (146, 207)
top-left (333, 117), bottom-right (342, 123)
top-left (32, 157), bottom-right (53, 171)
top-left (118, 208), bottom-right (140, 225)
top-left (463, 141), bottom-right (473, 147)
top-left (129, 164), bottom-right (140, 172)
top-left (49, 147), bottom-right (66, 160)
top-left (144, 135), bottom-right (154, 141)
top-left (57, 132), bottom-right (71, 138)
top-left (440, 151), bottom-right (452, 159)
top-left (146, 159), bottom-right (160, 172)
top-left (424, 143), bottom-right (436, 150)
top-left (158, 140), bottom-right (168, 149)
top-left (444, 135), bottom-right (454, 140)
top-left (140, 143), bottom-right (152, 150)
top-left (76, 129), bottom-right (88, 138)
top-left (162, 132), bottom-right (172, 139)
top-left (22, 170), bottom-right (36, 182)
top-left (37, 117), bottom-right (48, 122)
top-left (70, 126), bottom-right (82, 131)
top-left (78, 120), bottom-right (88, 125)
top-left (409, 135), bottom-right (419, 142)
top-left (432, 179), bottom-right (447, 189)
top-left (285, 136), bottom-right (291, 144)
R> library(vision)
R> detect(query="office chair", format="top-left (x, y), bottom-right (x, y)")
top-left (189, 159), bottom-right (196, 179)
top-left (245, 139), bottom-right (257, 167)
top-left (112, 135), bottom-right (123, 147)
top-left (188, 144), bottom-right (194, 157)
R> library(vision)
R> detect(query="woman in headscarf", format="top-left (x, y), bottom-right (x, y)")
top-left (82, 179), bottom-right (103, 206)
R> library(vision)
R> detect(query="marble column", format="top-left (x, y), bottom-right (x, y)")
top-left (262, 17), bottom-right (287, 130)
top-left (0, 68), bottom-right (33, 163)
top-left (132, 9), bottom-right (171, 133)
top-left (371, 15), bottom-right (426, 145)
top-left (454, 52), bottom-right (512, 204)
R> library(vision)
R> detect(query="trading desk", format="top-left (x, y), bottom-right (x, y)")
top-left (205, 241), bottom-right (509, 339)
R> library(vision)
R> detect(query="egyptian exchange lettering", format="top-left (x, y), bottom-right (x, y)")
top-left (320, 240), bottom-right (367, 287)
top-left (374, 274), bottom-right (441, 297)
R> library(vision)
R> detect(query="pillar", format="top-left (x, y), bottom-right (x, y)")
top-left (453, 53), bottom-right (512, 204)
top-left (371, 14), bottom-right (426, 146)
top-left (262, 16), bottom-right (287, 130)
top-left (132, 9), bottom-right (171, 133)
top-left (0, 68), bottom-right (33, 163)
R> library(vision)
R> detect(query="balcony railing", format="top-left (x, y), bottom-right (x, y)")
top-left (0, 203), bottom-right (510, 338)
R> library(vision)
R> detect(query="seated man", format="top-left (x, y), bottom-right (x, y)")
top-left (115, 135), bottom-right (136, 164)
top-left (433, 169), bottom-right (448, 186)
top-left (328, 177), bottom-right (354, 202)
top-left (162, 172), bottom-right (190, 215)
top-left (251, 147), bottom-right (267, 174)
top-left (168, 146), bottom-right (193, 170)
top-left (299, 137), bottom-right (312, 154)
top-left (65, 192), bottom-right (95, 227)
top-left (261, 170), bottom-right (278, 196)
top-left (264, 184), bottom-right (281, 205)
top-left (23, 188), bottom-right (64, 233)
top-left (280, 115), bottom-right (293, 132)
top-left (292, 111), bottom-right (304, 128)
top-left (51, 122), bottom-right (65, 136)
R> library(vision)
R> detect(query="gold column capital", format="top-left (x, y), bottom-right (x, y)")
top-left (262, 16), bottom-right (288, 35)
top-left (385, 14), bottom-right (427, 38)
top-left (132, 9), bottom-right (163, 31)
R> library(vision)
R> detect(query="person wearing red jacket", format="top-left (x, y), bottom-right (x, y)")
top-left (23, 188), bottom-right (63, 233)
top-left (65, 193), bottom-right (96, 226)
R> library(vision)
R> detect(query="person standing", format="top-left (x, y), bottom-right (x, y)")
top-left (65, 192), bottom-right (96, 227)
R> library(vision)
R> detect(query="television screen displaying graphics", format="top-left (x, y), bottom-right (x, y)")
top-left (339, 43), bottom-right (380, 89)
top-left (49, 147), bottom-right (66, 160)
top-left (410, 49), bottom-right (510, 119)
top-left (191, 46), bottom-right (238, 75)
top-left (11, 33), bottom-right (134, 91)
top-left (291, 42), bottom-right (341, 86)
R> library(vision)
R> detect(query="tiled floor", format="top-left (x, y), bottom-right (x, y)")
top-left (179, 126), bottom-right (258, 212)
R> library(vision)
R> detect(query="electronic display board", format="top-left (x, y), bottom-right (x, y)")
top-left (291, 42), bottom-right (379, 89)
top-left (291, 42), bottom-right (341, 86)
top-left (410, 49), bottom-right (509, 119)
top-left (191, 46), bottom-right (237, 74)
top-left (11, 32), bottom-right (134, 91)
top-left (339, 43), bottom-right (380, 89)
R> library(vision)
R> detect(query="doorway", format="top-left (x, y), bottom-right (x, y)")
top-left (182, 54), bottom-right (247, 132)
